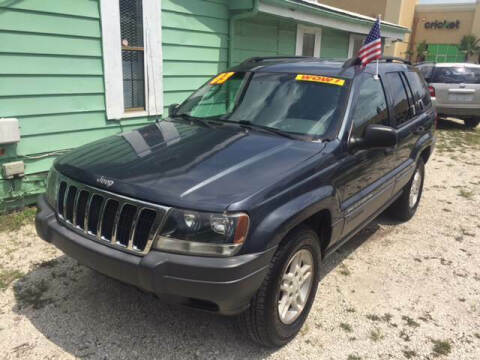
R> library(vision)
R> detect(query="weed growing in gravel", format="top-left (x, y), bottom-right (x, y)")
top-left (346, 307), bottom-right (356, 313)
top-left (402, 315), bottom-right (420, 328)
top-left (431, 339), bottom-right (451, 356)
top-left (382, 313), bottom-right (393, 322)
top-left (35, 258), bottom-right (60, 269)
top-left (0, 207), bottom-right (36, 233)
top-left (369, 328), bottom-right (384, 342)
top-left (399, 330), bottom-right (411, 342)
top-left (366, 314), bottom-right (381, 321)
top-left (402, 349), bottom-right (417, 359)
top-left (340, 323), bottom-right (353, 332)
top-left (16, 279), bottom-right (52, 309)
top-left (0, 266), bottom-right (24, 290)
top-left (347, 355), bottom-right (361, 360)
top-left (338, 264), bottom-right (351, 276)
top-left (458, 189), bottom-right (474, 199)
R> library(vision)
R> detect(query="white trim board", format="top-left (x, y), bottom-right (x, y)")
top-left (100, 0), bottom-right (163, 120)
top-left (259, 2), bottom-right (405, 40)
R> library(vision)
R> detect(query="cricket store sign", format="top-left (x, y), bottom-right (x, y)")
top-left (424, 20), bottom-right (460, 30)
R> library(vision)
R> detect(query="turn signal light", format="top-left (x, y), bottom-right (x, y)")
top-left (428, 86), bottom-right (435, 97)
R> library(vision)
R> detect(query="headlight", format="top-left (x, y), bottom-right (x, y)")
top-left (46, 166), bottom-right (59, 209)
top-left (153, 209), bottom-right (249, 256)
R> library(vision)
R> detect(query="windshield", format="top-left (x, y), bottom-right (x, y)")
top-left (175, 71), bottom-right (349, 138)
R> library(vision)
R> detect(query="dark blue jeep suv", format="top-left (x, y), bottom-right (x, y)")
top-left (36, 56), bottom-right (436, 347)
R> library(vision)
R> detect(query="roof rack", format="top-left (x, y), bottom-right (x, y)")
top-left (342, 56), bottom-right (411, 68)
top-left (240, 56), bottom-right (312, 65)
top-left (381, 56), bottom-right (411, 65)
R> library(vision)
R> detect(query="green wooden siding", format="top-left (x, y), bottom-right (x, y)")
top-left (163, 0), bottom-right (229, 106)
top-left (232, 15), bottom-right (296, 65)
top-left (320, 28), bottom-right (349, 59)
top-left (0, 0), bottom-right (230, 210)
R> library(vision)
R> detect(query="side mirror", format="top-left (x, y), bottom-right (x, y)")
top-left (350, 124), bottom-right (397, 151)
top-left (168, 103), bottom-right (179, 117)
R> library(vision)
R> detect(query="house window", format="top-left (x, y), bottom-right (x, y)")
top-left (348, 34), bottom-right (366, 58)
top-left (120, 0), bottom-right (145, 111)
top-left (100, 0), bottom-right (163, 120)
top-left (296, 25), bottom-right (322, 57)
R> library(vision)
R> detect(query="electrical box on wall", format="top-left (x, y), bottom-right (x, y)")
top-left (2, 161), bottom-right (25, 179)
top-left (0, 118), bottom-right (20, 144)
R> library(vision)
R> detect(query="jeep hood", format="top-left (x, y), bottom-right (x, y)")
top-left (55, 121), bottom-right (324, 211)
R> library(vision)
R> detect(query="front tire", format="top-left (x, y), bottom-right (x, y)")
top-left (238, 226), bottom-right (321, 347)
top-left (388, 158), bottom-right (425, 221)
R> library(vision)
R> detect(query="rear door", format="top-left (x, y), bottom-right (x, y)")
top-left (385, 70), bottom-right (435, 193)
top-left (431, 65), bottom-right (480, 108)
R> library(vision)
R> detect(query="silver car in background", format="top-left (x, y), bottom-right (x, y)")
top-left (416, 62), bottom-right (480, 128)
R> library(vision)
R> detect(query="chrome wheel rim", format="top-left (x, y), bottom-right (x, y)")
top-left (409, 169), bottom-right (422, 208)
top-left (277, 248), bottom-right (314, 325)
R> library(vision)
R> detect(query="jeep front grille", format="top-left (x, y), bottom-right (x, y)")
top-left (55, 175), bottom-right (169, 255)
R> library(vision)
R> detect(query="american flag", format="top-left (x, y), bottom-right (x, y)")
top-left (358, 17), bottom-right (382, 66)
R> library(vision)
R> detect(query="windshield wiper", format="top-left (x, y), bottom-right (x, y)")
top-left (237, 121), bottom-right (300, 140)
top-left (175, 113), bottom-right (213, 128)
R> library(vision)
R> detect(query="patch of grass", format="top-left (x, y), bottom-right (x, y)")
top-left (402, 315), bottom-right (420, 328)
top-left (458, 189), bottom-right (474, 200)
top-left (16, 279), bottom-right (52, 310)
top-left (369, 327), bottom-right (384, 342)
top-left (338, 264), bottom-right (351, 276)
top-left (403, 349), bottom-right (417, 359)
top-left (0, 267), bottom-right (24, 290)
top-left (431, 339), bottom-right (451, 356)
top-left (340, 323), bottom-right (353, 333)
top-left (0, 207), bottom-right (36, 233)
top-left (347, 355), bottom-right (361, 360)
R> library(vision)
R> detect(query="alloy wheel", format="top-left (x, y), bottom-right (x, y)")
top-left (277, 248), bottom-right (314, 325)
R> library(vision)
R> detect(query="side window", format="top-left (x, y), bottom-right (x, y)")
top-left (405, 71), bottom-right (431, 111)
top-left (351, 74), bottom-right (389, 137)
top-left (385, 72), bottom-right (412, 126)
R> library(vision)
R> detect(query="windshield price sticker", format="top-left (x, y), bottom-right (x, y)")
top-left (296, 74), bottom-right (345, 86)
top-left (210, 72), bottom-right (235, 85)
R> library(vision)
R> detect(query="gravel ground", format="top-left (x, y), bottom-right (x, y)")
top-left (0, 119), bottom-right (479, 360)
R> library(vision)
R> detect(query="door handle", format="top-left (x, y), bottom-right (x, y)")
top-left (412, 126), bottom-right (425, 135)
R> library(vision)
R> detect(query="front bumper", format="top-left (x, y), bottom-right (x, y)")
top-left (35, 195), bottom-right (274, 315)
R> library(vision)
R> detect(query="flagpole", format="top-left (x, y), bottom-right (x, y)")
top-left (374, 14), bottom-right (381, 80)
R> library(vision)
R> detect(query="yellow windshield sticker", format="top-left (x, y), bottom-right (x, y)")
top-left (295, 74), bottom-right (345, 86)
top-left (210, 72), bottom-right (235, 85)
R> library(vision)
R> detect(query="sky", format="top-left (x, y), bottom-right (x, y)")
top-left (419, 0), bottom-right (475, 3)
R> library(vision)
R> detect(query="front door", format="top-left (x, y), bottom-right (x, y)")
top-left (336, 73), bottom-right (397, 238)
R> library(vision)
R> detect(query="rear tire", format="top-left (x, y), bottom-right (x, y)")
top-left (237, 226), bottom-right (321, 347)
top-left (464, 118), bottom-right (479, 129)
top-left (388, 159), bottom-right (425, 222)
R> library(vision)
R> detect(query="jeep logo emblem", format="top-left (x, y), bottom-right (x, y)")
top-left (97, 176), bottom-right (114, 188)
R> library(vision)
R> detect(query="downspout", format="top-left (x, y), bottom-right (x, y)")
top-left (228, 0), bottom-right (259, 67)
